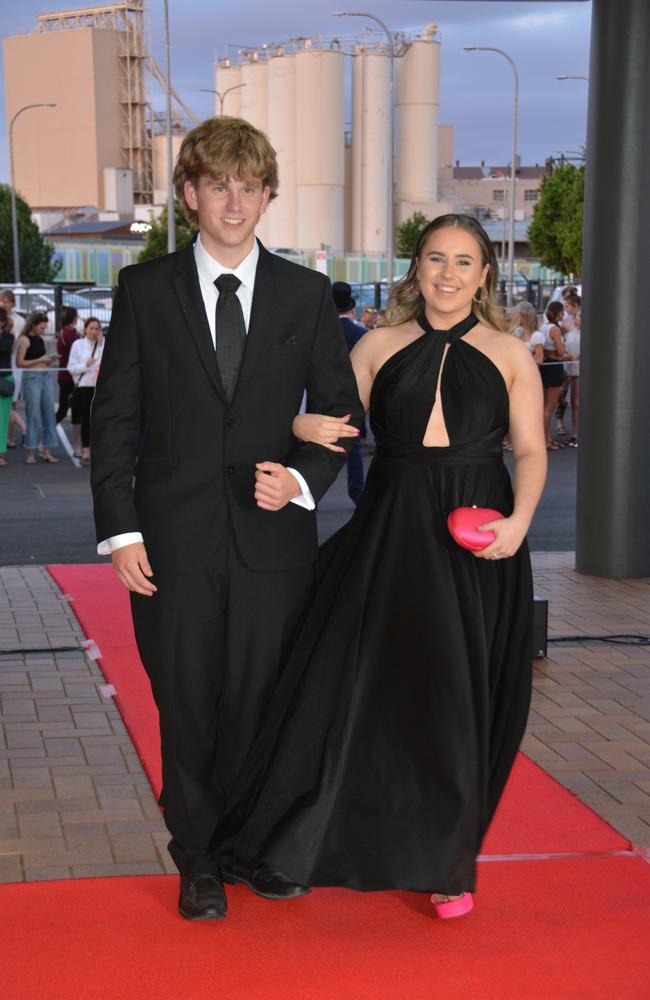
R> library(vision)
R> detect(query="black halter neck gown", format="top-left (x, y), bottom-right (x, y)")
top-left (216, 311), bottom-right (533, 895)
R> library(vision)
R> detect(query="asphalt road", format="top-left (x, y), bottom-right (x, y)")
top-left (2, 419), bottom-right (576, 566)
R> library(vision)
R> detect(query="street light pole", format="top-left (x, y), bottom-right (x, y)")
top-left (332, 11), bottom-right (395, 286)
top-left (200, 84), bottom-right (246, 116)
top-left (465, 47), bottom-right (519, 307)
top-left (9, 103), bottom-right (57, 284)
top-left (163, 0), bottom-right (175, 253)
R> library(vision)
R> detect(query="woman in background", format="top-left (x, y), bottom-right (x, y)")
top-left (540, 301), bottom-right (567, 450)
top-left (16, 312), bottom-right (59, 465)
top-left (55, 305), bottom-right (81, 456)
top-left (67, 317), bottom-right (104, 467)
top-left (0, 307), bottom-right (15, 467)
top-left (511, 301), bottom-right (544, 366)
top-left (563, 307), bottom-right (581, 447)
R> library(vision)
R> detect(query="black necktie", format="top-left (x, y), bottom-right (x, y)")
top-left (214, 273), bottom-right (246, 401)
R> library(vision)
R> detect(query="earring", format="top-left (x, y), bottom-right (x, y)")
top-left (473, 286), bottom-right (487, 304)
top-left (411, 281), bottom-right (421, 296)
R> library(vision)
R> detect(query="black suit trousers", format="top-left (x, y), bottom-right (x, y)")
top-left (130, 527), bottom-right (314, 875)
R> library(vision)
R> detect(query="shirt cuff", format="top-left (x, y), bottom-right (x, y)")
top-left (97, 532), bottom-right (144, 556)
top-left (286, 467), bottom-right (315, 511)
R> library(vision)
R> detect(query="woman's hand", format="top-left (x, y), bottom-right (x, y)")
top-left (473, 515), bottom-right (528, 561)
top-left (292, 413), bottom-right (360, 453)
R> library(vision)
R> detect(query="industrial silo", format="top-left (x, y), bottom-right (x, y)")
top-left (239, 54), bottom-right (270, 242)
top-left (266, 50), bottom-right (297, 249)
top-left (351, 44), bottom-right (390, 253)
top-left (214, 59), bottom-right (243, 117)
top-left (295, 43), bottom-right (345, 251)
top-left (395, 23), bottom-right (441, 220)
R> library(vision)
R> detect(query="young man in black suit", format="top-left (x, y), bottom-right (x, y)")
top-left (91, 117), bottom-right (363, 920)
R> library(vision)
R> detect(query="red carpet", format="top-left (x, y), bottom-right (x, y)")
top-left (27, 563), bottom-right (648, 1000)
top-left (4, 858), bottom-right (650, 1000)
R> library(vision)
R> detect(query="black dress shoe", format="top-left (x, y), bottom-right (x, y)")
top-left (222, 860), bottom-right (310, 900)
top-left (178, 873), bottom-right (227, 920)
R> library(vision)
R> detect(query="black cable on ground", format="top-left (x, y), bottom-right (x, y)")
top-left (548, 634), bottom-right (650, 646)
top-left (0, 646), bottom-right (83, 656)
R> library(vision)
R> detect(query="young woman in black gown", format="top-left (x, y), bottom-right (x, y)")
top-left (215, 215), bottom-right (547, 918)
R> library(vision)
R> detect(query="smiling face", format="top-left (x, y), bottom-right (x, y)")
top-left (184, 174), bottom-right (270, 266)
top-left (416, 225), bottom-right (489, 328)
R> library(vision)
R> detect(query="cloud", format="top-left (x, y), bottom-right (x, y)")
top-left (503, 10), bottom-right (569, 30)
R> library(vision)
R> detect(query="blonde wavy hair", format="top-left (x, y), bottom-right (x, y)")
top-left (173, 116), bottom-right (279, 226)
top-left (386, 214), bottom-right (508, 332)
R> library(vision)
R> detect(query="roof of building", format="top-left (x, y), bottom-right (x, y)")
top-left (44, 220), bottom-right (144, 239)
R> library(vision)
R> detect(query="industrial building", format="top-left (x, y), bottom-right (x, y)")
top-left (4, 3), bottom-right (452, 254)
top-left (4, 2), bottom-right (552, 279)
top-left (3, 1), bottom-right (197, 230)
top-left (214, 25), bottom-right (449, 252)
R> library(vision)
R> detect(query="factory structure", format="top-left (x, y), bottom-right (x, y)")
top-left (213, 25), bottom-right (447, 252)
top-left (3, 3), bottom-right (452, 255)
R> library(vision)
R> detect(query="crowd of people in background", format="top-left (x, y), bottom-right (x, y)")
top-left (0, 288), bottom-right (105, 469)
top-left (0, 276), bottom-right (579, 475)
top-left (511, 285), bottom-right (580, 451)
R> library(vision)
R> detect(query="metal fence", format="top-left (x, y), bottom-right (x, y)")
top-left (2, 283), bottom-right (115, 338)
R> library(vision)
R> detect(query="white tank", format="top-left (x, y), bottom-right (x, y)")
top-left (239, 56), bottom-right (269, 242)
top-left (396, 26), bottom-right (441, 213)
top-left (266, 52), bottom-right (297, 249)
top-left (240, 56), bottom-right (268, 131)
top-left (351, 45), bottom-right (390, 253)
top-left (295, 46), bottom-right (345, 251)
top-left (214, 61), bottom-right (242, 118)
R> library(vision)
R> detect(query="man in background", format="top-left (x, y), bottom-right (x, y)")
top-left (332, 281), bottom-right (366, 505)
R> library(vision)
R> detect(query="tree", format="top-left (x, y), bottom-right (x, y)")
top-left (396, 211), bottom-right (429, 258)
top-left (138, 200), bottom-right (196, 263)
top-left (0, 184), bottom-right (62, 282)
top-left (528, 163), bottom-right (585, 276)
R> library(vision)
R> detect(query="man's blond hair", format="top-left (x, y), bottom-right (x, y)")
top-left (173, 116), bottom-right (279, 225)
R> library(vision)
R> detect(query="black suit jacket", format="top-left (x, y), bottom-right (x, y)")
top-left (90, 240), bottom-right (364, 573)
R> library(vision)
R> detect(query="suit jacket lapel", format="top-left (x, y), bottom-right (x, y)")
top-left (171, 243), bottom-right (225, 400)
top-left (232, 241), bottom-right (276, 402)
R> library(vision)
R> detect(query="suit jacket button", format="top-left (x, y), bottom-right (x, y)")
top-left (226, 418), bottom-right (236, 428)
top-left (226, 466), bottom-right (235, 475)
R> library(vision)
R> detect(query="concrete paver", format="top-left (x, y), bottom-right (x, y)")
top-left (0, 555), bottom-right (649, 883)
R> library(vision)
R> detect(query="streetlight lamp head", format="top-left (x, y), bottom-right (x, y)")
top-left (556, 75), bottom-right (569, 80)
top-left (463, 46), bottom-right (479, 51)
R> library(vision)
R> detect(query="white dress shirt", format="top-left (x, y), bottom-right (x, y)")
top-left (98, 235), bottom-right (314, 556)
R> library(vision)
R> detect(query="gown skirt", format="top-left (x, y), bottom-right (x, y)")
top-left (215, 312), bottom-right (533, 895)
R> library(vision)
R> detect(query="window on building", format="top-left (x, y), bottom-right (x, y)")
top-left (492, 189), bottom-right (505, 202)
top-left (524, 189), bottom-right (539, 202)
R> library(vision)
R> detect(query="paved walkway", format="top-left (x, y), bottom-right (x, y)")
top-left (1, 557), bottom-right (648, 882)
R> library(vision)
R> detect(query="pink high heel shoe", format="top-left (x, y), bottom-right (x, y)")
top-left (431, 892), bottom-right (474, 919)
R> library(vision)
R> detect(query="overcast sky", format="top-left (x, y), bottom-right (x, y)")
top-left (0, 0), bottom-right (591, 183)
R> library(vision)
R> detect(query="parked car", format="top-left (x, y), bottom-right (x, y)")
top-left (497, 271), bottom-right (529, 304)
top-left (10, 286), bottom-right (112, 333)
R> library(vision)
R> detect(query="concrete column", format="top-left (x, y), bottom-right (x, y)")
top-left (576, 0), bottom-right (650, 577)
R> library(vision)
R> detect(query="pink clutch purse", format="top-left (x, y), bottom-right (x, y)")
top-left (447, 506), bottom-right (504, 551)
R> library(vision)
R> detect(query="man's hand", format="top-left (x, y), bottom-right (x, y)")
top-left (111, 542), bottom-right (157, 596)
top-left (255, 462), bottom-right (302, 511)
